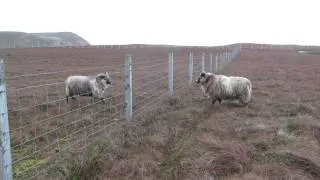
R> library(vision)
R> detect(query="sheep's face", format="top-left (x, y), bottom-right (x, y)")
top-left (105, 72), bottom-right (112, 85)
top-left (100, 79), bottom-right (109, 89)
top-left (96, 73), bottom-right (112, 90)
top-left (196, 72), bottom-right (212, 85)
top-left (105, 79), bottom-right (111, 85)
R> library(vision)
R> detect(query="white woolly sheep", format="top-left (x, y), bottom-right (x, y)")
top-left (196, 71), bottom-right (252, 106)
top-left (65, 72), bottom-right (111, 104)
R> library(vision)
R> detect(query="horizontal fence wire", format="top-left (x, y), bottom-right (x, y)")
top-left (6, 63), bottom-right (125, 80)
top-left (133, 82), bottom-right (187, 120)
top-left (27, 119), bottom-right (122, 180)
top-left (133, 69), bottom-right (186, 92)
top-left (8, 88), bottom-right (123, 113)
top-left (8, 70), bottom-right (123, 88)
top-left (10, 98), bottom-right (125, 149)
top-left (12, 107), bottom-right (123, 165)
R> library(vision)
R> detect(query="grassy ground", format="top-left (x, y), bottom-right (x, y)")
top-left (41, 48), bottom-right (320, 180)
top-left (2, 45), bottom-right (320, 179)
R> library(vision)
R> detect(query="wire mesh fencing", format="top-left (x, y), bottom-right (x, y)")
top-left (0, 44), bottom-right (241, 180)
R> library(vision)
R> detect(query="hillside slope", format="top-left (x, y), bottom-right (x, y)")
top-left (0, 31), bottom-right (90, 48)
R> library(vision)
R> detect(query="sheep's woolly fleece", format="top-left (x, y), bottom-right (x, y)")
top-left (65, 72), bottom-right (111, 103)
top-left (196, 72), bottom-right (252, 105)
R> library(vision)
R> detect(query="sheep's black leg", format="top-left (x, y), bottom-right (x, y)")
top-left (66, 96), bottom-right (69, 104)
top-left (101, 98), bottom-right (106, 104)
top-left (212, 99), bottom-right (216, 105)
top-left (218, 98), bottom-right (222, 104)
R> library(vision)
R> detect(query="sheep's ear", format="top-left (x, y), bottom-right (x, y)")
top-left (105, 72), bottom-right (109, 78)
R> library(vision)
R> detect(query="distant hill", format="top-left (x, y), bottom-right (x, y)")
top-left (0, 31), bottom-right (90, 48)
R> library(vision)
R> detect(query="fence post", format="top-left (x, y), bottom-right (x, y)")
top-left (201, 52), bottom-right (205, 72)
top-left (225, 52), bottom-right (228, 64)
top-left (188, 51), bottom-right (193, 86)
top-left (236, 46), bottom-right (238, 58)
top-left (125, 55), bottom-right (133, 121)
top-left (0, 59), bottom-right (12, 180)
top-left (227, 52), bottom-right (229, 63)
top-left (168, 52), bottom-right (174, 98)
top-left (215, 54), bottom-right (219, 72)
top-left (209, 53), bottom-right (213, 73)
top-left (220, 53), bottom-right (223, 69)
top-left (219, 53), bottom-right (224, 70)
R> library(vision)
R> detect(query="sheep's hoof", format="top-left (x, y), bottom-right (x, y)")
top-left (239, 101), bottom-right (249, 107)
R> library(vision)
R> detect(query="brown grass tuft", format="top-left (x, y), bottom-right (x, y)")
top-left (210, 141), bottom-right (253, 177)
top-left (271, 103), bottom-right (315, 117)
top-left (47, 140), bottom-right (109, 180)
top-left (254, 151), bottom-right (320, 178)
top-left (312, 125), bottom-right (320, 145)
top-left (222, 173), bottom-right (268, 180)
top-left (253, 164), bottom-right (313, 180)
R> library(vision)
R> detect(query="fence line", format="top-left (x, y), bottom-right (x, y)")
top-left (0, 44), bottom-right (241, 179)
top-left (2, 43), bottom-right (319, 52)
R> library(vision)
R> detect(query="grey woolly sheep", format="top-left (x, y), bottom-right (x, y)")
top-left (65, 72), bottom-right (111, 104)
top-left (196, 71), bottom-right (252, 106)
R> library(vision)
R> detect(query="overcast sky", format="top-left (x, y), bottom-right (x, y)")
top-left (1, 0), bottom-right (319, 46)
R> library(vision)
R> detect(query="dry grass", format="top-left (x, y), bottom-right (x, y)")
top-left (1, 44), bottom-right (320, 179)
top-left (47, 141), bottom-right (109, 180)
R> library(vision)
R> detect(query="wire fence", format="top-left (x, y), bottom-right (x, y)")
top-left (0, 44), bottom-right (241, 180)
